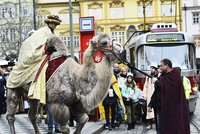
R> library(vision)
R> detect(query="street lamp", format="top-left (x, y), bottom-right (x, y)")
top-left (69, 0), bottom-right (74, 58)
top-left (183, 4), bottom-right (187, 32)
top-left (33, 0), bottom-right (36, 30)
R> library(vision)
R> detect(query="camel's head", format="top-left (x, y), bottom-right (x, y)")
top-left (90, 33), bottom-right (123, 62)
top-left (46, 35), bottom-right (68, 57)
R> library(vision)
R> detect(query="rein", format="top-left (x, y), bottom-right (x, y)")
top-left (92, 41), bottom-right (152, 78)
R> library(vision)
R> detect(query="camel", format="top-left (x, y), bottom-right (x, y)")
top-left (6, 33), bottom-right (123, 134)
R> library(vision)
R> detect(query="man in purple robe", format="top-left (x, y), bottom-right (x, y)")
top-left (158, 58), bottom-right (190, 134)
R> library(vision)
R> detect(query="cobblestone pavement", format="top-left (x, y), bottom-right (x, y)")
top-left (0, 114), bottom-right (48, 134)
top-left (0, 114), bottom-right (103, 134)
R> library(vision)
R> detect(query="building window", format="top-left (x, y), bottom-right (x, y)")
top-left (9, 28), bottom-right (16, 42)
top-left (37, 15), bottom-right (47, 26)
top-left (109, 7), bottom-right (124, 19)
top-left (1, 28), bottom-right (16, 42)
top-left (22, 6), bottom-right (28, 16)
top-left (193, 12), bottom-right (199, 24)
top-left (138, 5), bottom-right (153, 17)
top-left (161, 4), bottom-right (175, 16)
top-left (88, 2), bottom-right (103, 20)
top-left (88, 8), bottom-right (103, 20)
top-left (0, 5), bottom-right (15, 18)
top-left (61, 36), bottom-right (80, 47)
top-left (111, 31), bottom-right (125, 45)
top-left (59, 13), bottom-right (79, 24)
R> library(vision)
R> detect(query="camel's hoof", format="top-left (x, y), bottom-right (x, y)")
top-left (61, 126), bottom-right (70, 134)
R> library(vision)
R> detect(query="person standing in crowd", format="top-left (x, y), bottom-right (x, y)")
top-left (113, 63), bottom-right (121, 79)
top-left (0, 67), bottom-right (7, 116)
top-left (178, 68), bottom-right (192, 114)
top-left (142, 64), bottom-right (158, 130)
top-left (118, 67), bottom-right (127, 90)
top-left (149, 58), bottom-right (190, 134)
top-left (47, 105), bottom-right (61, 134)
top-left (102, 80), bottom-right (119, 130)
top-left (121, 72), bottom-right (141, 130)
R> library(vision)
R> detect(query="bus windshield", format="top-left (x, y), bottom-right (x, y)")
top-left (137, 44), bottom-right (194, 70)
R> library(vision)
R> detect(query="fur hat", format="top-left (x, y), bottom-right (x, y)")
top-left (44, 15), bottom-right (62, 25)
top-left (127, 72), bottom-right (133, 78)
top-left (150, 62), bottom-right (158, 69)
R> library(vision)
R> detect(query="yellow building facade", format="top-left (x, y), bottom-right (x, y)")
top-left (36, 0), bottom-right (182, 60)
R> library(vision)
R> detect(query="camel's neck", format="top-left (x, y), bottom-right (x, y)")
top-left (81, 56), bottom-right (112, 111)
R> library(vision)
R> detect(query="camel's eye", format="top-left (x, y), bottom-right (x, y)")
top-left (101, 42), bottom-right (107, 47)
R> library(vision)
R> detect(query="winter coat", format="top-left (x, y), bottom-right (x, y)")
top-left (121, 82), bottom-right (141, 105)
top-left (148, 80), bottom-right (161, 113)
top-left (118, 74), bottom-right (127, 89)
top-left (182, 76), bottom-right (191, 100)
top-left (142, 77), bottom-right (155, 119)
top-left (102, 85), bottom-right (118, 106)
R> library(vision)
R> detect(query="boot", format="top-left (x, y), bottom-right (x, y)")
top-left (55, 128), bottom-right (61, 133)
top-left (48, 128), bottom-right (53, 134)
top-left (131, 122), bottom-right (135, 129)
top-left (127, 123), bottom-right (132, 130)
top-left (146, 124), bottom-right (152, 130)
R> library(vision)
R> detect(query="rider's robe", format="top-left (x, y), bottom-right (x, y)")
top-left (7, 26), bottom-right (54, 104)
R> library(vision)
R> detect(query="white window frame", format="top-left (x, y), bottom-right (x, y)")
top-left (161, 4), bottom-right (175, 16)
top-left (37, 15), bottom-right (47, 26)
top-left (88, 8), bottom-right (103, 20)
top-left (192, 12), bottom-right (199, 24)
top-left (138, 5), bottom-right (153, 18)
top-left (109, 7), bottom-right (124, 19)
top-left (61, 36), bottom-right (80, 47)
top-left (111, 31), bottom-right (125, 45)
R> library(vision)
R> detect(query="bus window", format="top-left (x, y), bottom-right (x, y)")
top-left (137, 44), bottom-right (194, 70)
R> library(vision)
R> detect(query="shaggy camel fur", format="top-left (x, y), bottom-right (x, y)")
top-left (6, 33), bottom-right (122, 134)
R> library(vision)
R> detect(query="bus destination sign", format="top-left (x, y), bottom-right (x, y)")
top-left (146, 34), bottom-right (185, 42)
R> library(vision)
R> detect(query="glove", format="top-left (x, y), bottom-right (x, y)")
top-left (46, 46), bottom-right (57, 54)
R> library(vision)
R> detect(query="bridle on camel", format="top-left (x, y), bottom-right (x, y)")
top-left (92, 39), bottom-right (115, 63)
top-left (93, 40), bottom-right (152, 78)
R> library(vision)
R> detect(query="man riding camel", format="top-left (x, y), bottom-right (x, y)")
top-left (7, 15), bottom-right (62, 104)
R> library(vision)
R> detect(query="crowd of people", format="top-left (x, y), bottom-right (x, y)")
top-left (101, 58), bottom-right (194, 134)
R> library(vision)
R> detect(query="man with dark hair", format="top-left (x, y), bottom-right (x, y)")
top-left (154, 58), bottom-right (190, 134)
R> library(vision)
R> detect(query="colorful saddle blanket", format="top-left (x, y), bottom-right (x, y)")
top-left (46, 56), bottom-right (67, 82)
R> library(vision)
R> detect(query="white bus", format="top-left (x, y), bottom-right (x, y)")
top-left (126, 23), bottom-right (198, 113)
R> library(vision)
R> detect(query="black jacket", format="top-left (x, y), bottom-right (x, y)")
top-left (148, 80), bottom-right (161, 113)
top-left (103, 85), bottom-right (118, 106)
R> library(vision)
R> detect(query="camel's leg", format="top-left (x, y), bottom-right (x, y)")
top-left (73, 113), bottom-right (89, 134)
top-left (6, 88), bottom-right (20, 134)
top-left (28, 99), bottom-right (40, 134)
top-left (50, 103), bottom-right (70, 134)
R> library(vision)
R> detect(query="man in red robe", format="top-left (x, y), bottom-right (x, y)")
top-left (159, 58), bottom-right (190, 134)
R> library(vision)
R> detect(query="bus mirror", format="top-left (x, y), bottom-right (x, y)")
top-left (120, 49), bottom-right (126, 62)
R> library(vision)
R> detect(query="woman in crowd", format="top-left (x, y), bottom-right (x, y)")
top-left (121, 72), bottom-right (141, 130)
top-left (142, 65), bottom-right (158, 129)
